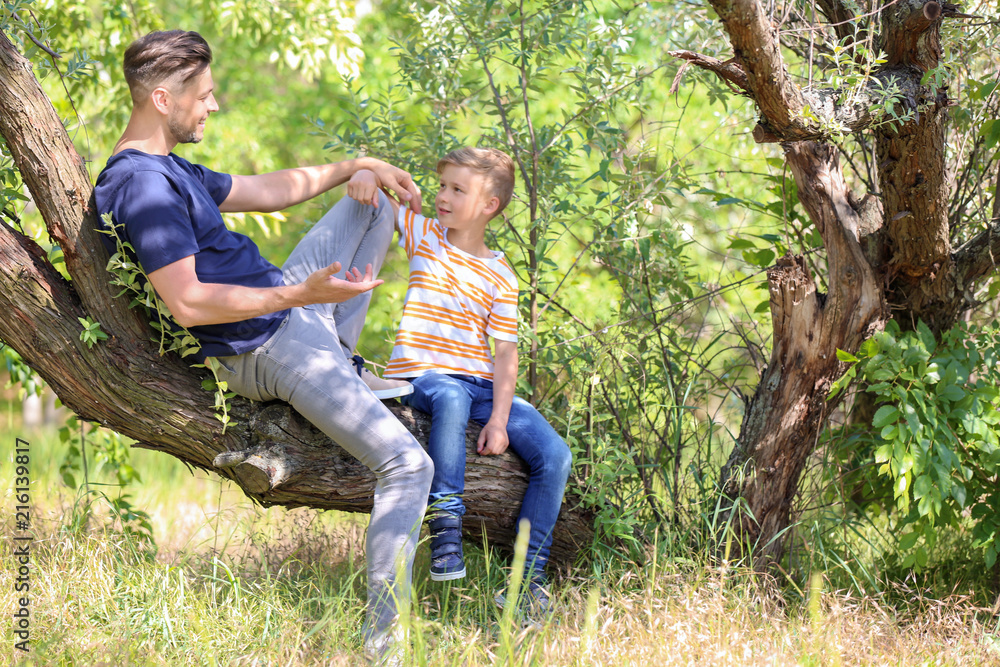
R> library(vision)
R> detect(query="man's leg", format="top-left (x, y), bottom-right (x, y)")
top-left (281, 191), bottom-right (396, 355)
top-left (213, 307), bottom-right (432, 642)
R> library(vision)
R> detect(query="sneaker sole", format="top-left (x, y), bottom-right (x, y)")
top-left (430, 567), bottom-right (466, 582)
top-left (371, 384), bottom-right (415, 400)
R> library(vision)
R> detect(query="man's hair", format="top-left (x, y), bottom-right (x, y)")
top-left (437, 147), bottom-right (516, 217)
top-left (123, 30), bottom-right (212, 105)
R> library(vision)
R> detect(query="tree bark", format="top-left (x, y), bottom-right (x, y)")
top-left (0, 30), bottom-right (590, 564)
top-left (720, 143), bottom-right (887, 564)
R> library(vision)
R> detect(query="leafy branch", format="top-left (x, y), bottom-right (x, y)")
top-left (98, 213), bottom-right (234, 431)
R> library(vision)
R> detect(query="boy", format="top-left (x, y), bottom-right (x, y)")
top-left (347, 147), bottom-right (572, 612)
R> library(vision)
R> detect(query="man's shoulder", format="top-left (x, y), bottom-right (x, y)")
top-left (99, 150), bottom-right (204, 182)
top-left (96, 151), bottom-right (224, 211)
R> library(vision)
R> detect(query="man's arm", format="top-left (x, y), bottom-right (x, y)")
top-left (221, 157), bottom-right (422, 214)
top-left (147, 255), bottom-right (381, 328)
top-left (478, 339), bottom-right (518, 456)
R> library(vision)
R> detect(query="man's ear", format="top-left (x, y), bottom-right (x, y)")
top-left (150, 86), bottom-right (171, 115)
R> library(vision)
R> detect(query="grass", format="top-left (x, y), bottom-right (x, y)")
top-left (0, 419), bottom-right (997, 665)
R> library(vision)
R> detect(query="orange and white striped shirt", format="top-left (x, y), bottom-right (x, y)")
top-left (385, 206), bottom-right (519, 381)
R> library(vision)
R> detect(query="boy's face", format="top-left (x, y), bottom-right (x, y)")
top-left (435, 164), bottom-right (495, 229)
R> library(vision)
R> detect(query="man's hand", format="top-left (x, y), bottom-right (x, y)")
top-left (301, 261), bottom-right (384, 304)
top-left (347, 169), bottom-right (380, 207)
top-left (368, 159), bottom-right (422, 213)
top-left (477, 419), bottom-right (510, 456)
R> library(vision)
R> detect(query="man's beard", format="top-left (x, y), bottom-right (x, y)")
top-left (168, 115), bottom-right (202, 144)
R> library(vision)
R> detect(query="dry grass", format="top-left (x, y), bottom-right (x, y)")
top-left (0, 427), bottom-right (996, 665)
top-left (0, 503), bottom-right (995, 666)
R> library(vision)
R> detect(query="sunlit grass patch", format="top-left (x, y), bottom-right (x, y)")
top-left (0, 426), bottom-right (995, 665)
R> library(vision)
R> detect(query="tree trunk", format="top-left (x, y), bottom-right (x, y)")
top-left (720, 143), bottom-right (887, 565)
top-left (0, 30), bottom-right (590, 564)
top-left (689, 0), bottom-right (1000, 566)
top-left (876, 1), bottom-right (957, 334)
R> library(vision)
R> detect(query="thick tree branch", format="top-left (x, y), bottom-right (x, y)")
top-left (697, 0), bottom-right (954, 144)
top-left (814, 0), bottom-right (861, 46)
top-left (881, 0), bottom-right (943, 70)
top-left (953, 219), bottom-right (1000, 291)
top-left (707, 0), bottom-right (812, 139)
top-left (674, 42), bottom-right (925, 144)
top-left (0, 29), bottom-right (149, 344)
top-left (721, 142), bottom-right (887, 565)
top-left (668, 51), bottom-right (750, 94)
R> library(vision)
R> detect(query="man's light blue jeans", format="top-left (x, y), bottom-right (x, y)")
top-left (213, 193), bottom-right (433, 643)
top-left (399, 372), bottom-right (572, 576)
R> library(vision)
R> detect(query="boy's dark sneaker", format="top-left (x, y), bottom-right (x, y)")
top-left (493, 577), bottom-right (552, 627)
top-left (428, 514), bottom-right (466, 581)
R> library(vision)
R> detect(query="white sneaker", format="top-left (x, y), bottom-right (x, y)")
top-left (352, 355), bottom-right (414, 400)
top-left (364, 624), bottom-right (406, 666)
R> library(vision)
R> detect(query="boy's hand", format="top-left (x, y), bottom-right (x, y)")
top-left (477, 419), bottom-right (509, 456)
top-left (347, 169), bottom-right (380, 206)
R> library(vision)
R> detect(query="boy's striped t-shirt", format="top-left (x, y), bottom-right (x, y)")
top-left (385, 206), bottom-right (519, 381)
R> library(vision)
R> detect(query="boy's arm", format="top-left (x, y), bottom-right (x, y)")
top-left (478, 339), bottom-right (518, 456)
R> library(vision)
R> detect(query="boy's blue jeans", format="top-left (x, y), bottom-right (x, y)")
top-left (399, 372), bottom-right (572, 576)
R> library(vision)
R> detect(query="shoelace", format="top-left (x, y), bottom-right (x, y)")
top-left (351, 354), bottom-right (366, 378)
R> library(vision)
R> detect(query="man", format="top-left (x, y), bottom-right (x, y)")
top-left (93, 30), bottom-right (431, 662)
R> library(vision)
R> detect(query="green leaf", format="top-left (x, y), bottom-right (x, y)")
top-left (939, 384), bottom-right (964, 402)
top-left (742, 248), bottom-right (775, 267)
top-left (728, 238), bottom-right (758, 250)
top-left (899, 531), bottom-right (919, 550)
top-left (913, 474), bottom-right (932, 499)
top-left (836, 349), bottom-right (859, 363)
top-left (916, 320), bottom-right (937, 353)
top-left (981, 119), bottom-right (1000, 152)
top-left (872, 405), bottom-right (900, 429)
top-left (952, 483), bottom-right (967, 507)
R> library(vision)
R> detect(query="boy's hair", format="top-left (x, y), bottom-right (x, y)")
top-left (123, 30), bottom-right (212, 105)
top-left (437, 147), bottom-right (515, 217)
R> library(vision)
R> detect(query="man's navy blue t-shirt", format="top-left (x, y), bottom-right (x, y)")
top-left (94, 149), bottom-right (288, 361)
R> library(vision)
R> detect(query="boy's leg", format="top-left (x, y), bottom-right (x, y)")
top-left (400, 374), bottom-right (475, 517)
top-left (470, 395), bottom-right (572, 579)
top-left (280, 191), bottom-right (396, 355)
top-left (212, 306), bottom-right (432, 643)
top-left (400, 373), bottom-right (475, 581)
